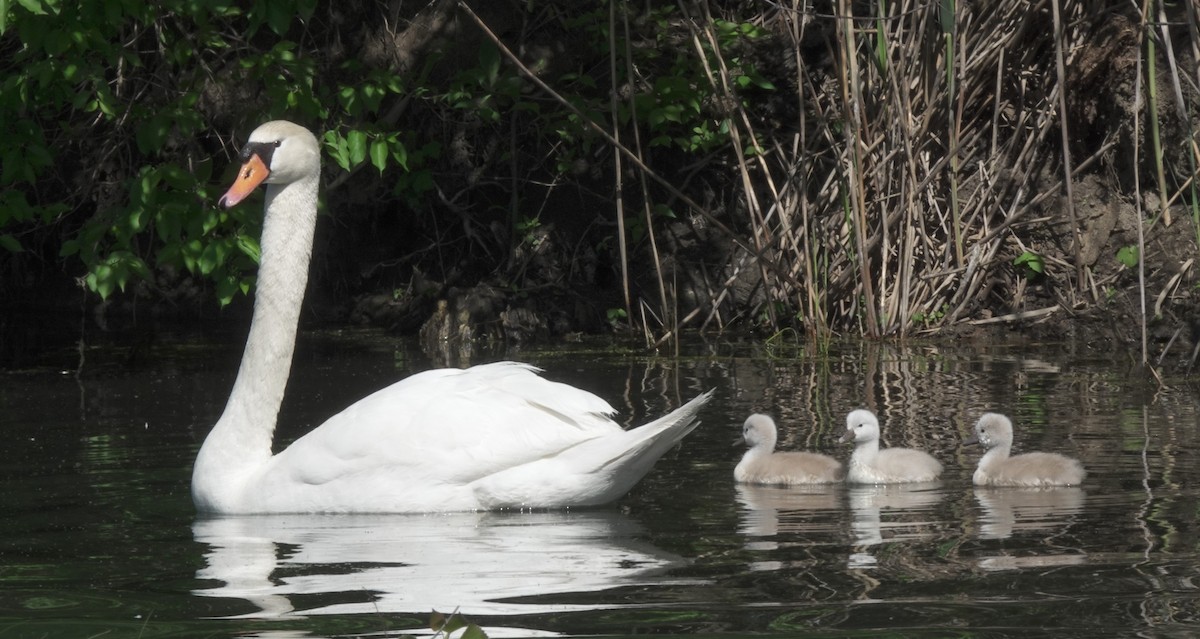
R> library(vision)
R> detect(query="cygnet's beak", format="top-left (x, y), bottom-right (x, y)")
top-left (963, 434), bottom-right (980, 446)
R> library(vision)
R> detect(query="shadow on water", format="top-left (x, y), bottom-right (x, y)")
top-left (2, 328), bottom-right (1200, 637)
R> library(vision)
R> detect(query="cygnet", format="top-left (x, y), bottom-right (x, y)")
top-left (966, 413), bottom-right (1085, 487)
top-left (735, 414), bottom-right (843, 484)
top-left (841, 409), bottom-right (943, 484)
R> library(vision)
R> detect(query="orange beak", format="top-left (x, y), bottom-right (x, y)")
top-left (218, 153), bottom-right (271, 209)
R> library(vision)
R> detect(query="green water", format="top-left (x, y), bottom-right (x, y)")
top-left (2, 328), bottom-right (1198, 637)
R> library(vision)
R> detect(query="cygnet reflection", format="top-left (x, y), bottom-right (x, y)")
top-left (734, 483), bottom-right (842, 572)
top-left (847, 483), bottom-right (944, 569)
top-left (974, 486), bottom-right (1086, 540)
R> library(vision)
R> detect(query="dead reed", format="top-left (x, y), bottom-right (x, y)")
top-left (463, 0), bottom-right (1198, 357)
top-left (699, 0), bottom-right (1200, 346)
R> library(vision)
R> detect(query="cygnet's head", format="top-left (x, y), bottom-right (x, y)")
top-left (741, 414), bottom-right (778, 450)
top-left (966, 413), bottom-right (1015, 449)
top-left (842, 409), bottom-right (880, 443)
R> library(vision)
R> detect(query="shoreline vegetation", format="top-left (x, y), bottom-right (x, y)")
top-left (0, 1), bottom-right (1196, 371)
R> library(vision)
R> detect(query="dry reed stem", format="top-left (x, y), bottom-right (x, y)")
top-left (459, 1), bottom-right (1195, 343)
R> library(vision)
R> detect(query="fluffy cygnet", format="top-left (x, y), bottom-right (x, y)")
top-left (966, 413), bottom-right (1085, 487)
top-left (841, 409), bottom-right (943, 484)
top-left (735, 414), bottom-right (843, 485)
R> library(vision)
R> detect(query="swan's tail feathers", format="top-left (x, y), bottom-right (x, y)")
top-left (567, 389), bottom-right (714, 502)
top-left (605, 389), bottom-right (713, 470)
top-left (472, 390), bottom-right (713, 510)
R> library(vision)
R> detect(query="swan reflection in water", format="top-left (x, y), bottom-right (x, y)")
top-left (193, 510), bottom-right (689, 621)
top-left (973, 486), bottom-right (1087, 571)
top-left (847, 483), bottom-right (944, 569)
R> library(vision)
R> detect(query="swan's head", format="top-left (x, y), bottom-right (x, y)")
top-left (965, 413), bottom-right (1014, 449)
top-left (219, 120), bottom-right (320, 209)
top-left (741, 414), bottom-right (778, 451)
top-left (841, 409), bottom-right (880, 444)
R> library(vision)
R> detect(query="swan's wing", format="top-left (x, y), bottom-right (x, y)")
top-left (264, 362), bottom-right (624, 490)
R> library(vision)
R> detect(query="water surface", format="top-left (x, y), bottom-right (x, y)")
top-left (2, 328), bottom-right (1198, 637)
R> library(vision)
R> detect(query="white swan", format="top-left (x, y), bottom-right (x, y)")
top-left (966, 413), bottom-right (1085, 487)
top-left (841, 409), bottom-right (943, 484)
top-left (191, 120), bottom-right (712, 514)
top-left (734, 414), bottom-right (842, 484)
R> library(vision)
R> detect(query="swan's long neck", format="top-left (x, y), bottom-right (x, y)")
top-left (192, 173), bottom-right (319, 511)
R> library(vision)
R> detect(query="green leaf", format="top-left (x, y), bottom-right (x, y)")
top-left (441, 613), bottom-right (468, 635)
top-left (391, 139), bottom-right (408, 170)
top-left (266, 0), bottom-right (292, 35)
top-left (236, 234), bottom-right (261, 264)
top-left (197, 238), bottom-right (230, 275)
top-left (347, 130), bottom-right (367, 166)
top-left (0, 234), bottom-right (23, 253)
top-left (1013, 251), bottom-right (1044, 277)
top-left (17, 0), bottom-right (50, 16)
top-left (369, 138), bottom-right (388, 174)
top-left (460, 624), bottom-right (489, 639)
top-left (323, 131), bottom-right (351, 171)
top-left (214, 273), bottom-right (251, 306)
top-left (1116, 245), bottom-right (1139, 268)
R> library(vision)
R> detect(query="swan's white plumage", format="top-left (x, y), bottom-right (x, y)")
top-left (192, 121), bottom-right (711, 514)
top-left (841, 409), bottom-right (942, 484)
top-left (967, 413), bottom-right (1085, 487)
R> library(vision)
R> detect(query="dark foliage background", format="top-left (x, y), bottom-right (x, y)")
top-left (0, 0), bottom-right (1197, 359)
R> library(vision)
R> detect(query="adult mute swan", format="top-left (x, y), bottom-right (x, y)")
top-left (191, 120), bottom-right (712, 514)
top-left (965, 413), bottom-right (1085, 487)
top-left (734, 414), bottom-right (843, 484)
top-left (841, 409), bottom-right (943, 484)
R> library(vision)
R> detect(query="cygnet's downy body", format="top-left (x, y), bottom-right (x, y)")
top-left (966, 413), bottom-right (1085, 487)
top-left (841, 409), bottom-right (943, 484)
top-left (735, 414), bottom-right (843, 485)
